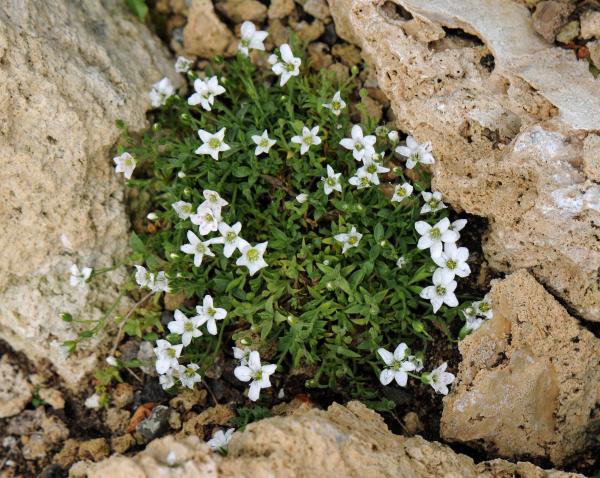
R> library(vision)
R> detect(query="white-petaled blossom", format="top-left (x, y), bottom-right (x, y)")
top-left (194, 294), bottom-right (227, 336)
top-left (69, 264), bottom-right (92, 288)
top-left (415, 217), bottom-right (459, 258)
top-left (420, 268), bottom-right (458, 313)
top-left (177, 363), bottom-right (202, 389)
top-left (323, 91), bottom-right (346, 116)
top-left (358, 158), bottom-right (390, 185)
top-left (473, 293), bottom-right (493, 320)
top-left (392, 182), bottom-right (413, 203)
top-left (426, 362), bottom-right (455, 395)
top-left (377, 343), bottom-right (416, 387)
top-left (464, 307), bottom-right (484, 332)
top-left (251, 130), bottom-right (276, 156)
top-left (134, 265), bottom-right (153, 288)
top-left (172, 200), bottom-right (194, 220)
top-left (348, 169), bottom-right (372, 189)
top-left (432, 243), bottom-right (470, 280)
top-left (420, 191), bottom-right (447, 214)
top-left (180, 230), bottom-right (217, 267)
top-left (236, 242), bottom-right (268, 276)
top-left (334, 225), bottom-right (362, 254)
top-left (340, 125), bottom-right (376, 162)
top-left (387, 130), bottom-right (399, 143)
top-left (407, 355), bottom-right (424, 372)
top-left (149, 77), bottom-right (175, 108)
top-left (450, 219), bottom-right (468, 233)
top-left (159, 369), bottom-right (176, 390)
top-left (188, 76), bottom-right (226, 111)
top-left (195, 128), bottom-right (230, 160)
top-left (106, 356), bottom-right (118, 367)
top-left (233, 346), bottom-right (252, 366)
top-left (201, 189), bottom-right (229, 214)
top-left (113, 152), bottom-right (137, 180)
top-left (175, 56), bottom-right (193, 74)
top-left (154, 339), bottom-right (184, 374)
top-left (151, 271), bottom-right (170, 293)
top-left (395, 135), bottom-right (435, 169)
top-left (238, 21), bottom-right (268, 56)
top-left (167, 309), bottom-right (203, 347)
top-left (268, 43), bottom-right (301, 86)
top-left (396, 256), bottom-right (407, 269)
top-left (147, 212), bottom-right (158, 221)
top-left (207, 428), bottom-right (235, 452)
top-left (190, 205), bottom-right (221, 236)
top-left (321, 165), bottom-right (342, 195)
top-left (291, 125), bottom-right (321, 155)
top-left (296, 193), bottom-right (308, 204)
top-left (233, 351), bottom-right (277, 401)
top-left (218, 222), bottom-right (249, 258)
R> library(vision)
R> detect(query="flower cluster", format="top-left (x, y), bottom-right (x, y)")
top-left (233, 348), bottom-right (276, 401)
top-left (461, 293), bottom-right (493, 333)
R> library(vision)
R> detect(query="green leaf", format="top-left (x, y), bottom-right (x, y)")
top-left (130, 231), bottom-right (146, 254)
top-left (125, 0), bottom-right (149, 22)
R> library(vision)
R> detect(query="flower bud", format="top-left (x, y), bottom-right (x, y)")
top-left (147, 212), bottom-right (158, 221)
top-left (177, 171), bottom-right (186, 178)
top-left (152, 123), bottom-right (161, 132)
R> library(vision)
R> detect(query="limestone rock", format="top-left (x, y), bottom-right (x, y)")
top-left (588, 39), bottom-right (600, 68)
top-left (0, 356), bottom-right (32, 418)
top-left (183, 0), bottom-right (235, 58)
top-left (303, 0), bottom-right (331, 21)
top-left (75, 402), bottom-right (582, 477)
top-left (441, 270), bottom-right (600, 465)
top-left (216, 0), bottom-right (268, 24)
top-left (330, 0), bottom-right (600, 321)
top-left (581, 10), bottom-right (600, 40)
top-left (0, 0), bottom-right (182, 389)
top-left (531, 1), bottom-right (573, 42)
top-left (268, 0), bottom-right (296, 19)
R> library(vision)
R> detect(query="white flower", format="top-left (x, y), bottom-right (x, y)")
top-left (392, 182), bottom-right (413, 203)
top-left (238, 21), bottom-right (268, 56)
top-left (177, 171), bottom-right (186, 178)
top-left (188, 76), bottom-right (225, 111)
top-left (420, 268), bottom-right (458, 313)
top-left (195, 128), bottom-right (230, 160)
top-left (177, 362), bottom-right (202, 389)
top-left (388, 130), bottom-right (399, 143)
top-left (190, 205), bottom-right (221, 236)
top-left (377, 343), bottom-right (416, 387)
top-left (167, 309), bottom-right (203, 347)
top-left (151, 271), bottom-right (170, 293)
top-left (146, 212), bottom-right (158, 221)
top-left (269, 43), bottom-right (301, 86)
top-left (69, 264), bottom-right (92, 288)
top-left (432, 243), bottom-right (470, 279)
top-left (473, 293), bottom-right (493, 319)
top-left (207, 428), bottom-right (235, 452)
top-left (106, 356), bottom-right (118, 367)
top-left (420, 191), bottom-right (447, 214)
top-left (113, 152), bottom-right (137, 180)
top-left (159, 369), bottom-right (176, 390)
top-left (194, 295), bottom-right (227, 336)
top-left (415, 217), bottom-right (460, 258)
top-left (233, 346), bottom-right (252, 366)
top-left (340, 125), bottom-right (376, 162)
top-left (149, 77), bottom-right (175, 108)
top-left (407, 355), bottom-right (424, 372)
top-left (426, 362), bottom-right (455, 395)
top-left (175, 56), bottom-right (193, 73)
top-left (218, 222), bottom-right (249, 258)
top-left (200, 189), bottom-right (229, 215)
top-left (154, 339), bottom-right (184, 375)
top-left (321, 165), bottom-right (342, 195)
top-left (465, 313), bottom-right (484, 332)
top-left (323, 91), bottom-right (346, 116)
top-left (251, 130), bottom-right (276, 156)
top-left (84, 393), bottom-right (101, 409)
top-left (291, 125), bottom-right (321, 155)
top-left (296, 193), bottom-right (308, 204)
top-left (450, 219), bottom-right (467, 233)
top-left (395, 135), bottom-right (435, 169)
top-left (358, 158), bottom-right (390, 185)
top-left (396, 256), bottom-right (407, 269)
top-left (236, 242), bottom-right (268, 276)
top-left (348, 169), bottom-right (373, 189)
top-left (172, 201), bottom-right (194, 220)
top-left (334, 225), bottom-right (362, 254)
top-left (134, 265), bottom-right (153, 288)
top-left (233, 351), bottom-right (276, 401)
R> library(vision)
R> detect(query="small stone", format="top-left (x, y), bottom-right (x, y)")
top-left (581, 10), bottom-right (600, 40)
top-left (183, 0), bottom-right (235, 58)
top-left (7, 409), bottom-right (43, 435)
top-left (78, 438), bottom-right (110, 462)
top-left (136, 405), bottom-right (170, 444)
top-left (332, 43), bottom-right (361, 66)
top-left (39, 388), bottom-right (65, 410)
top-left (180, 404), bottom-right (234, 436)
top-left (42, 414), bottom-right (69, 443)
top-left (216, 0), bottom-right (268, 23)
top-left (326, 63), bottom-right (350, 85)
top-left (118, 340), bottom-right (140, 362)
top-left (105, 408), bottom-right (131, 435)
top-left (169, 389), bottom-right (207, 412)
top-left (268, 0), bottom-right (295, 19)
top-left (308, 42), bottom-right (333, 70)
top-left (163, 292), bottom-right (186, 311)
top-left (403, 412), bottom-right (423, 436)
top-left (38, 464), bottom-right (63, 478)
top-left (137, 341), bottom-right (156, 376)
top-left (555, 20), bottom-right (579, 44)
top-left (22, 434), bottom-right (48, 460)
top-left (111, 434), bottom-right (136, 454)
top-left (531, 1), bottom-right (573, 42)
top-left (0, 355), bottom-right (33, 418)
top-left (360, 96), bottom-right (383, 122)
top-left (169, 409), bottom-right (182, 430)
top-left (53, 438), bottom-right (80, 469)
top-left (322, 22), bottom-right (338, 46)
top-left (267, 19), bottom-right (290, 46)
top-left (303, 0), bottom-right (331, 21)
top-left (111, 383), bottom-right (135, 409)
top-left (291, 19), bottom-right (325, 43)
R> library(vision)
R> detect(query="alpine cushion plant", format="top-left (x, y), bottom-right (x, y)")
top-left (69, 26), bottom-right (494, 405)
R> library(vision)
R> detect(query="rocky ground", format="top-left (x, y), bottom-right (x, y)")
top-left (0, 0), bottom-right (599, 477)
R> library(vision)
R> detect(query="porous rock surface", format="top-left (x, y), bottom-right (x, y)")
top-left (0, 355), bottom-right (32, 418)
top-left (441, 270), bottom-right (600, 465)
top-left (72, 402), bottom-right (582, 478)
top-left (0, 0), bottom-right (182, 388)
top-left (328, 0), bottom-right (600, 322)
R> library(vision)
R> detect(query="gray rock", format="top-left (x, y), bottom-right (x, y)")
top-left (136, 405), bottom-right (170, 444)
